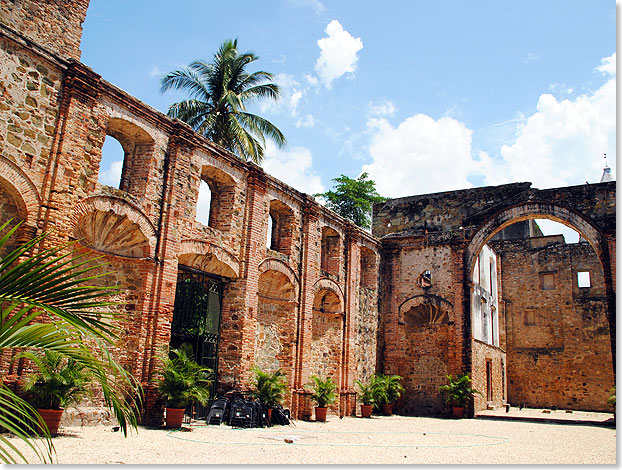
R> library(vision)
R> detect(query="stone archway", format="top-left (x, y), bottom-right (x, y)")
top-left (464, 203), bottom-right (615, 412)
top-left (310, 288), bottom-right (343, 383)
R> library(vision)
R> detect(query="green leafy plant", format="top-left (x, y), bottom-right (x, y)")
top-left (249, 367), bottom-right (288, 408)
top-left (373, 374), bottom-right (405, 406)
top-left (0, 220), bottom-right (142, 464)
top-left (18, 350), bottom-right (93, 410)
top-left (314, 173), bottom-right (387, 229)
top-left (607, 386), bottom-right (615, 408)
top-left (160, 39), bottom-right (286, 164)
top-left (155, 343), bottom-right (211, 409)
top-left (308, 375), bottom-right (337, 408)
top-left (439, 373), bottom-right (482, 407)
top-left (355, 375), bottom-right (381, 406)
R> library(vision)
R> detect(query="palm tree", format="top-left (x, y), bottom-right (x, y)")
top-left (160, 39), bottom-right (286, 164)
top-left (0, 221), bottom-right (141, 463)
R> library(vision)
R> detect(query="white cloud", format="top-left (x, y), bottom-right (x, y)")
top-left (488, 73), bottom-right (615, 188)
top-left (295, 114), bottom-right (315, 128)
top-left (548, 83), bottom-right (574, 96)
top-left (523, 52), bottom-right (541, 64)
top-left (304, 74), bottom-right (319, 86)
top-left (99, 159), bottom-right (123, 187)
top-left (286, 0), bottom-right (325, 14)
top-left (368, 100), bottom-right (396, 117)
top-left (314, 20), bottom-right (363, 89)
top-left (596, 52), bottom-right (616, 75)
top-left (362, 115), bottom-right (477, 198)
top-left (361, 54), bottom-right (616, 197)
top-left (263, 142), bottom-right (324, 194)
top-left (149, 65), bottom-right (161, 78)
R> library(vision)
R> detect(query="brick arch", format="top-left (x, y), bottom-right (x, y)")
top-left (465, 203), bottom-right (605, 276)
top-left (0, 156), bottom-right (41, 224)
top-left (463, 199), bottom-right (616, 380)
top-left (312, 278), bottom-right (344, 313)
top-left (70, 196), bottom-right (157, 257)
top-left (398, 294), bottom-right (454, 325)
top-left (178, 239), bottom-right (240, 278)
top-left (258, 258), bottom-right (299, 293)
top-left (105, 116), bottom-right (155, 151)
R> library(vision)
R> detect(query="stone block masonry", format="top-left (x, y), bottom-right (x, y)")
top-left (0, 0), bottom-right (615, 423)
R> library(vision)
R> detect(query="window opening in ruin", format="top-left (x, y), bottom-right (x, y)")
top-left (197, 166), bottom-right (236, 232)
top-left (98, 136), bottom-right (124, 188)
top-left (577, 271), bottom-right (591, 288)
top-left (267, 213), bottom-right (275, 248)
top-left (360, 247), bottom-right (376, 289)
top-left (540, 272), bottom-right (556, 290)
top-left (524, 308), bottom-right (536, 326)
top-left (267, 200), bottom-right (294, 255)
top-left (196, 180), bottom-right (212, 226)
top-left (170, 268), bottom-right (223, 415)
top-left (486, 360), bottom-right (493, 401)
top-left (321, 226), bottom-right (340, 276)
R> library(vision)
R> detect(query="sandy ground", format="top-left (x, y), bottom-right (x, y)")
top-left (5, 414), bottom-right (616, 465)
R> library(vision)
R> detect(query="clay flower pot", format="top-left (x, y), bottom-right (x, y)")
top-left (37, 409), bottom-right (64, 436)
top-left (315, 407), bottom-right (328, 422)
top-left (360, 405), bottom-right (373, 418)
top-left (165, 407), bottom-right (186, 428)
top-left (452, 406), bottom-right (465, 419)
top-left (382, 403), bottom-right (393, 416)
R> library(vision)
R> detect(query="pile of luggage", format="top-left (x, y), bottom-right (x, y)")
top-left (206, 396), bottom-right (290, 428)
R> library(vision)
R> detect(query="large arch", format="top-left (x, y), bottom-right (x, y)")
top-left (178, 239), bottom-right (239, 278)
top-left (71, 196), bottom-right (157, 258)
top-left (0, 156), bottom-right (41, 225)
top-left (464, 201), bottom-right (615, 412)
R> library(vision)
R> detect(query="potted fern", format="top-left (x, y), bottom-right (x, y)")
top-left (373, 374), bottom-right (404, 415)
top-left (308, 376), bottom-right (337, 422)
top-left (18, 350), bottom-right (93, 436)
top-left (155, 343), bottom-right (211, 428)
top-left (439, 373), bottom-right (481, 418)
top-left (249, 367), bottom-right (288, 423)
top-left (355, 375), bottom-right (379, 418)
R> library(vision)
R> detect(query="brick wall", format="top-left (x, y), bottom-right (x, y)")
top-left (491, 237), bottom-right (614, 411)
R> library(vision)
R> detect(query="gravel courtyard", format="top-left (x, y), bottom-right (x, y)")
top-left (7, 413), bottom-right (616, 465)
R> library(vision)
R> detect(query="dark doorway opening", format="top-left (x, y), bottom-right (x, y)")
top-left (170, 266), bottom-right (223, 418)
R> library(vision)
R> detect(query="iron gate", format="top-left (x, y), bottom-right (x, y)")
top-left (170, 268), bottom-right (223, 418)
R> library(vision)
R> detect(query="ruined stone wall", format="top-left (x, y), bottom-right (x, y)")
top-left (490, 237), bottom-right (613, 411)
top-left (379, 242), bottom-right (466, 416)
top-left (0, 4), bottom-right (381, 422)
top-left (0, 0), bottom-right (88, 61)
top-left (355, 286), bottom-right (378, 384)
top-left (471, 340), bottom-right (506, 410)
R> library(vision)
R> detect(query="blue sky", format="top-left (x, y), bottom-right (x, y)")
top-left (81, 1), bottom-right (616, 241)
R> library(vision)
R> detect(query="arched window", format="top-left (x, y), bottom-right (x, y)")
top-left (196, 180), bottom-right (212, 226)
top-left (320, 226), bottom-right (340, 276)
top-left (267, 200), bottom-right (294, 255)
top-left (98, 135), bottom-right (124, 188)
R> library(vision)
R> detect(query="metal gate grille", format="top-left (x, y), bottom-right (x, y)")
top-left (170, 269), bottom-right (223, 418)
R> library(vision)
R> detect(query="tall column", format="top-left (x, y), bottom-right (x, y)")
top-left (292, 196), bottom-right (320, 419)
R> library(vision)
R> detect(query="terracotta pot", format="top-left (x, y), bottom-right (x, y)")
top-left (452, 406), bottom-right (465, 419)
top-left (315, 407), bottom-right (328, 422)
top-left (165, 407), bottom-right (186, 428)
top-left (37, 409), bottom-right (64, 436)
top-left (267, 408), bottom-right (273, 424)
top-left (382, 404), bottom-right (393, 416)
top-left (360, 405), bottom-right (373, 418)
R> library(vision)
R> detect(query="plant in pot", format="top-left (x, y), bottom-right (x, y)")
top-left (373, 374), bottom-right (404, 416)
top-left (355, 375), bottom-right (379, 418)
top-left (18, 349), bottom-right (93, 436)
top-left (155, 343), bottom-right (211, 428)
top-left (249, 367), bottom-right (288, 424)
top-left (308, 375), bottom-right (337, 422)
top-left (439, 373), bottom-right (482, 419)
